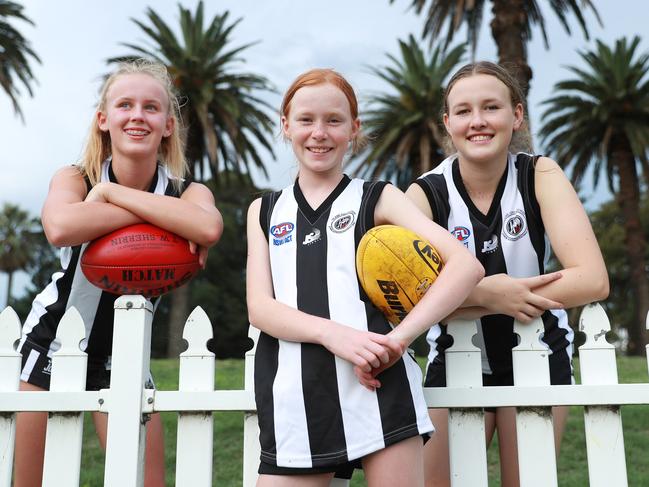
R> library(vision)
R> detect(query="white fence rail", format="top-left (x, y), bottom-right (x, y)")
top-left (1, 297), bottom-right (648, 486)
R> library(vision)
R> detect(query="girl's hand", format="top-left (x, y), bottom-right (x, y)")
top-left (478, 272), bottom-right (564, 322)
top-left (353, 328), bottom-right (408, 391)
top-left (84, 182), bottom-right (110, 203)
top-left (188, 241), bottom-right (209, 268)
top-left (321, 324), bottom-right (404, 373)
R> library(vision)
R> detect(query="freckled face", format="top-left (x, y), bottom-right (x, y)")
top-left (98, 73), bottom-right (174, 160)
top-left (443, 74), bottom-right (523, 164)
top-left (282, 83), bottom-right (360, 176)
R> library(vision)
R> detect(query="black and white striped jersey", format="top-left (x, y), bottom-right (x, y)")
top-left (255, 175), bottom-right (432, 469)
top-left (18, 160), bottom-right (185, 372)
top-left (415, 153), bottom-right (573, 376)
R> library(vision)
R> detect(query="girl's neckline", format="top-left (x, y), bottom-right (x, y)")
top-left (293, 174), bottom-right (351, 224)
top-left (452, 157), bottom-right (508, 223)
top-left (108, 161), bottom-right (159, 193)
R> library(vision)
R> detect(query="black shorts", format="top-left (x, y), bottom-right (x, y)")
top-left (19, 338), bottom-right (154, 391)
top-left (425, 353), bottom-right (573, 412)
top-left (259, 460), bottom-right (358, 478)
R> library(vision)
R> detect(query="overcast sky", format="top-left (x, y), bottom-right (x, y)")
top-left (1, 0), bottom-right (647, 305)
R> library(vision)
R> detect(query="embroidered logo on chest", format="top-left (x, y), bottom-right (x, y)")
top-left (481, 234), bottom-right (499, 253)
top-left (302, 228), bottom-right (321, 245)
top-left (502, 210), bottom-right (528, 241)
top-left (329, 211), bottom-right (356, 233)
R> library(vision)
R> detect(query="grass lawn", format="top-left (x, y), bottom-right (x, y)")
top-left (79, 356), bottom-right (649, 486)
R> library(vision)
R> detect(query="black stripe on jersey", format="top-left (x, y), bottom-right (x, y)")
top-left (294, 176), bottom-right (350, 224)
top-left (414, 175), bottom-right (450, 225)
top-left (84, 292), bottom-right (118, 360)
top-left (353, 182), bottom-right (419, 445)
top-left (255, 332), bottom-right (279, 458)
top-left (26, 246), bottom-right (84, 344)
top-left (295, 207), bottom-right (347, 466)
top-left (516, 154), bottom-right (546, 272)
top-left (260, 191), bottom-right (282, 242)
top-left (358, 181), bottom-right (388, 235)
top-left (466, 200), bottom-right (517, 373)
top-left (541, 310), bottom-right (570, 356)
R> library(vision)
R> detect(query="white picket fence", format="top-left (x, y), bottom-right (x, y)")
top-left (1, 295), bottom-right (648, 486)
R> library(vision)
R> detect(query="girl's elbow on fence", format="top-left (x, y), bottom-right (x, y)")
top-left (470, 258), bottom-right (485, 284)
top-left (594, 275), bottom-right (610, 302)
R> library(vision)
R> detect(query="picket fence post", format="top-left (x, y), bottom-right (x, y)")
top-left (512, 318), bottom-right (557, 487)
top-left (445, 319), bottom-right (488, 487)
top-left (0, 307), bottom-right (21, 487)
top-left (41, 307), bottom-right (87, 487)
top-left (175, 306), bottom-right (215, 487)
top-left (104, 296), bottom-right (153, 487)
top-left (243, 325), bottom-right (260, 487)
top-left (579, 303), bottom-right (628, 486)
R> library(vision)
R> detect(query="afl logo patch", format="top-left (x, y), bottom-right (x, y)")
top-left (452, 226), bottom-right (471, 246)
top-left (502, 210), bottom-right (527, 241)
top-left (329, 211), bottom-right (356, 233)
top-left (270, 222), bottom-right (294, 246)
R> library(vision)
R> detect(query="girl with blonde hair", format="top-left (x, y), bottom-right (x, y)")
top-left (14, 59), bottom-right (223, 487)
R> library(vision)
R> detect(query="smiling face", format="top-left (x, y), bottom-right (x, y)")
top-left (97, 73), bottom-right (174, 162)
top-left (443, 74), bottom-right (523, 165)
top-left (282, 83), bottom-right (360, 177)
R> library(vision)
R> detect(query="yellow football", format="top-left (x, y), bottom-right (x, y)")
top-left (356, 225), bottom-right (443, 325)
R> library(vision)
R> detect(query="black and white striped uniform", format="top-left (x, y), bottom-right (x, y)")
top-left (18, 160), bottom-right (185, 389)
top-left (256, 175), bottom-right (432, 470)
top-left (415, 153), bottom-right (573, 385)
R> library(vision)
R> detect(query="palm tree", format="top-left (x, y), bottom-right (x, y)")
top-left (0, 0), bottom-right (40, 121)
top-left (0, 203), bottom-right (41, 307)
top-left (354, 37), bottom-right (465, 188)
top-left (109, 1), bottom-right (276, 182)
top-left (110, 2), bottom-right (276, 357)
top-left (539, 36), bottom-right (649, 355)
top-left (390, 0), bottom-right (600, 99)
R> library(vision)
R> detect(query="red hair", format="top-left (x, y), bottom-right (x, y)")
top-left (281, 68), bottom-right (359, 120)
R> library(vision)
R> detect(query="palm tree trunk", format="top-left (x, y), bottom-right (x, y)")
top-left (612, 134), bottom-right (649, 355)
top-left (5, 271), bottom-right (13, 307)
top-left (490, 0), bottom-right (533, 99)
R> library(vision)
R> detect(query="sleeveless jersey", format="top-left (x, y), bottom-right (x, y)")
top-left (19, 160), bottom-right (185, 369)
top-left (255, 175), bottom-right (432, 469)
top-left (415, 153), bottom-right (573, 376)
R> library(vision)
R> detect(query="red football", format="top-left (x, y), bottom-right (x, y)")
top-left (81, 223), bottom-right (201, 298)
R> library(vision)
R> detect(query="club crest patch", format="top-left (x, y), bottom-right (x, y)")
top-left (502, 210), bottom-right (527, 241)
top-left (329, 211), bottom-right (356, 233)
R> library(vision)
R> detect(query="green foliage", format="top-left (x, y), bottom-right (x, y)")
top-left (150, 175), bottom-right (262, 359)
top-left (588, 197), bottom-right (649, 341)
top-left (539, 36), bottom-right (649, 192)
top-left (195, 176), bottom-right (262, 358)
top-left (353, 36), bottom-right (465, 188)
top-left (7, 228), bottom-right (58, 320)
top-left (0, 202), bottom-right (47, 307)
top-left (390, 0), bottom-right (599, 54)
top-left (0, 0), bottom-right (40, 121)
top-left (109, 1), bottom-right (276, 182)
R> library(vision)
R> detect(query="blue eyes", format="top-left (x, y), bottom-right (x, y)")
top-left (117, 102), bottom-right (159, 111)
